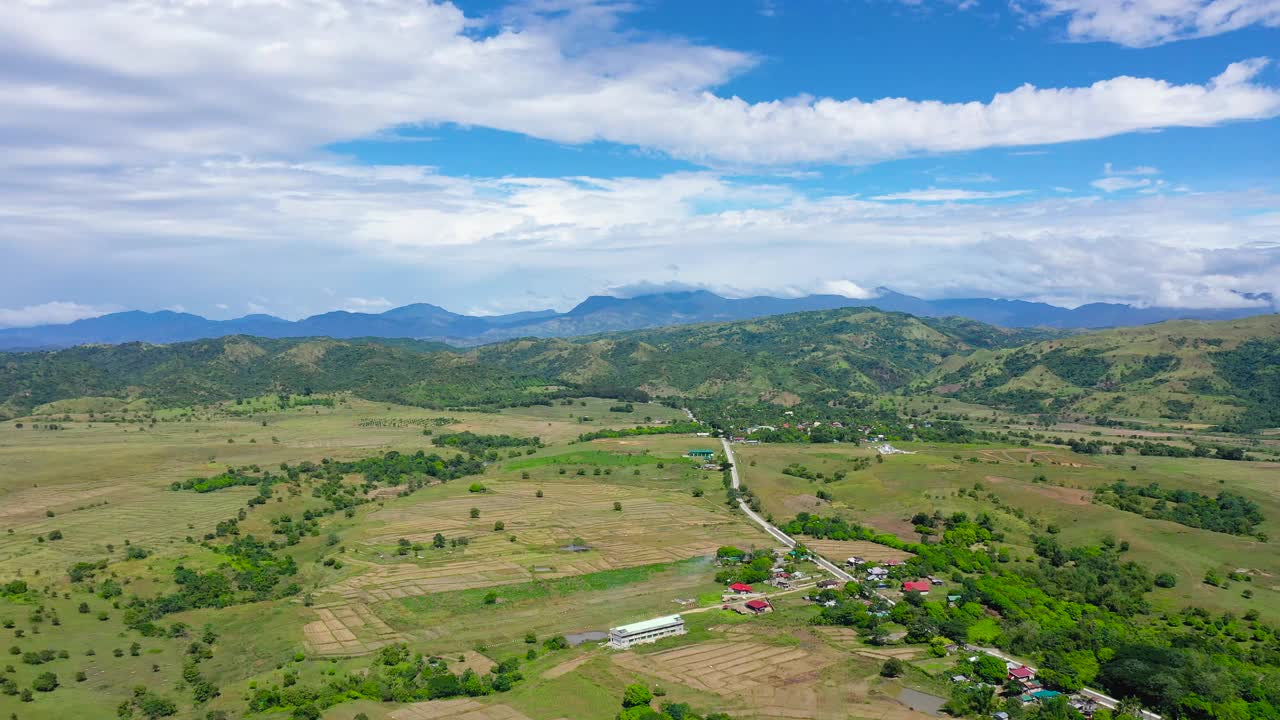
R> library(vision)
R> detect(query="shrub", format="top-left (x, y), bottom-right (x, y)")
top-left (880, 658), bottom-right (905, 677)
top-left (1154, 573), bottom-right (1177, 588)
top-left (32, 671), bottom-right (58, 692)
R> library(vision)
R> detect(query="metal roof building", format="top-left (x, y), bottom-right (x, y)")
top-left (608, 614), bottom-right (686, 650)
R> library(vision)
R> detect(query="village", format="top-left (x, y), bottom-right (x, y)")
top-left (603, 541), bottom-right (1143, 720)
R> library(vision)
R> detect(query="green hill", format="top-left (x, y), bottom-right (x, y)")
top-left (922, 314), bottom-right (1280, 429)
top-left (0, 336), bottom-right (548, 419)
top-left (0, 308), bottom-right (1051, 420)
top-left (472, 307), bottom-right (1055, 405)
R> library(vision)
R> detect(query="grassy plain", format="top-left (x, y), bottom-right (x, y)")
top-left (11, 390), bottom-right (1274, 718)
top-left (734, 438), bottom-right (1280, 619)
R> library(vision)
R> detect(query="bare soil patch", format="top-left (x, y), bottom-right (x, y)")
top-left (390, 699), bottom-right (532, 720)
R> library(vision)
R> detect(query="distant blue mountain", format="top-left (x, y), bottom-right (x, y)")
top-left (0, 289), bottom-right (1273, 351)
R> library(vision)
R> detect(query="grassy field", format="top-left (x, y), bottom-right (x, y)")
top-left (10, 390), bottom-right (1275, 718)
top-left (734, 437), bottom-right (1280, 619)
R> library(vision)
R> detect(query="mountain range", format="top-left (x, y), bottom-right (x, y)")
top-left (0, 288), bottom-right (1274, 351)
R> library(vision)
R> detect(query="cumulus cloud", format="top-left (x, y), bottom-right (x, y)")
top-left (818, 280), bottom-right (879, 299)
top-left (1023, 0), bottom-right (1280, 47)
top-left (0, 301), bottom-right (114, 328)
top-left (872, 188), bottom-right (1030, 201)
top-left (1, 2), bottom-right (1278, 167)
top-left (1, 158), bottom-right (1277, 313)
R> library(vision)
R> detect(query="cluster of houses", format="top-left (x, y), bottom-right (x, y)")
top-left (722, 584), bottom-right (773, 615)
top-left (954, 661), bottom-right (1104, 719)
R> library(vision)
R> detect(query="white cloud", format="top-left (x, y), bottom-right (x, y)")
top-left (818, 280), bottom-right (879, 299)
top-left (1103, 163), bottom-right (1160, 176)
top-left (1091, 177), bottom-right (1153, 192)
top-left (1023, 0), bottom-right (1280, 47)
top-left (0, 301), bottom-right (114, 328)
top-left (1, 2), bottom-right (1278, 168)
top-left (1, 158), bottom-right (1276, 313)
top-left (933, 172), bottom-right (999, 183)
top-left (342, 297), bottom-right (396, 313)
top-left (872, 188), bottom-right (1030, 201)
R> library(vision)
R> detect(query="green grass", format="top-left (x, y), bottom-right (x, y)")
top-left (735, 436), bottom-right (1280, 621)
top-left (506, 450), bottom-right (678, 470)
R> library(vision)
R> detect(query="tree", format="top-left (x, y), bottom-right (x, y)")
top-left (1154, 573), bottom-right (1177, 588)
top-left (470, 508), bottom-right (480, 519)
top-left (880, 658), bottom-right (905, 677)
top-left (483, 591), bottom-right (498, 605)
top-left (973, 654), bottom-right (1008, 685)
top-left (433, 533), bottom-right (446, 548)
top-left (32, 672), bottom-right (58, 691)
top-left (493, 521), bottom-right (505, 532)
top-left (622, 683), bottom-right (653, 708)
top-left (613, 501), bottom-right (623, 512)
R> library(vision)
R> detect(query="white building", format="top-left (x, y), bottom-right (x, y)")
top-left (608, 614), bottom-right (686, 650)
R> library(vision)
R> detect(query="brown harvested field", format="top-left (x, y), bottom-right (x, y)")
top-left (803, 539), bottom-right (914, 564)
top-left (614, 640), bottom-right (838, 718)
top-left (329, 482), bottom-right (769, 604)
top-left (984, 475), bottom-right (1092, 506)
top-left (457, 650), bottom-right (497, 676)
top-left (303, 600), bottom-right (404, 656)
top-left (389, 699), bottom-right (532, 720)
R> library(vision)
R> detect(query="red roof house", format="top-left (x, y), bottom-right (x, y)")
top-left (744, 599), bottom-right (771, 614)
top-left (903, 580), bottom-right (932, 593)
top-left (730, 583), bottom-right (754, 594)
top-left (1009, 666), bottom-right (1035, 680)
top-left (883, 559), bottom-right (904, 567)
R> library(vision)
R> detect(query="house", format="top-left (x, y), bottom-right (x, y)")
top-left (816, 579), bottom-right (840, 589)
top-left (744, 599), bottom-right (771, 614)
top-left (1008, 665), bottom-right (1036, 682)
top-left (846, 556), bottom-right (865, 567)
top-left (947, 594), bottom-right (962, 606)
top-left (928, 576), bottom-right (945, 586)
top-left (994, 713), bottom-right (1010, 720)
top-left (950, 674), bottom-right (969, 683)
top-left (866, 567), bottom-right (889, 579)
top-left (882, 559), bottom-right (904, 567)
top-left (686, 449), bottom-right (715, 460)
top-left (903, 580), bottom-right (932, 594)
top-left (608, 615), bottom-right (686, 650)
top-left (729, 582), bottom-right (754, 594)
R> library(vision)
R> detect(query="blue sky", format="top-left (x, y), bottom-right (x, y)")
top-left (0, 0), bottom-right (1278, 325)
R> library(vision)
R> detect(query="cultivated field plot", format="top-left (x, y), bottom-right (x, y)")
top-left (303, 600), bottom-right (405, 656)
top-left (328, 483), bottom-right (769, 604)
top-left (803, 539), bottom-right (914, 564)
top-left (389, 698), bottom-right (534, 720)
top-left (614, 641), bottom-right (837, 719)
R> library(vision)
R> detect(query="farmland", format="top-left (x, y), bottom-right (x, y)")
top-left (3, 342), bottom-right (1280, 719)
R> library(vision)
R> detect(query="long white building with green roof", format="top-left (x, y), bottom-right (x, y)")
top-left (608, 614), bottom-right (686, 649)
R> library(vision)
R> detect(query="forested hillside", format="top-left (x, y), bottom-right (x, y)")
top-left (0, 308), bottom-right (1051, 419)
top-left (923, 315), bottom-right (1280, 430)
top-left (0, 336), bottom-right (547, 419)
top-left (5, 309), bottom-right (1277, 430)
top-left (472, 307), bottom-right (1055, 405)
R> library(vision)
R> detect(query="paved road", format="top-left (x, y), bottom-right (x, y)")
top-left (714, 424), bottom-right (1154, 718)
top-left (720, 437), bottom-right (854, 583)
top-left (973, 646), bottom-right (1161, 720)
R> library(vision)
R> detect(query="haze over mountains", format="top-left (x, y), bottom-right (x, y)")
top-left (0, 288), bottom-right (1274, 351)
